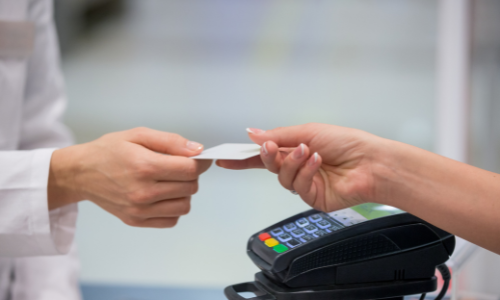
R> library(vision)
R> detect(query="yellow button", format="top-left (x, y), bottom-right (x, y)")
top-left (265, 238), bottom-right (279, 247)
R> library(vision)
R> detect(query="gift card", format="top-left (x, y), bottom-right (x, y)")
top-left (191, 143), bottom-right (261, 160)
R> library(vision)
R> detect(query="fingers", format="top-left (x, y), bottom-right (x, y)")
top-left (278, 144), bottom-right (310, 189)
top-left (216, 144), bottom-right (293, 170)
top-left (146, 154), bottom-right (212, 181)
top-left (216, 155), bottom-right (265, 170)
top-left (125, 217), bottom-right (180, 229)
top-left (246, 123), bottom-right (323, 147)
top-left (128, 180), bottom-right (199, 204)
top-left (121, 197), bottom-right (191, 228)
top-left (126, 197), bottom-right (191, 219)
top-left (292, 153), bottom-right (322, 206)
top-left (126, 127), bottom-right (204, 157)
top-left (261, 141), bottom-right (285, 173)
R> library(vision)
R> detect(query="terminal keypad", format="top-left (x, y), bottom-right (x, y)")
top-left (284, 223), bottom-right (297, 232)
top-left (308, 214), bottom-right (322, 223)
top-left (295, 218), bottom-right (309, 227)
top-left (317, 220), bottom-right (332, 229)
top-left (304, 225), bottom-right (318, 234)
top-left (278, 233), bottom-right (292, 242)
top-left (291, 229), bottom-right (305, 238)
top-left (258, 212), bottom-right (345, 253)
top-left (271, 228), bottom-right (284, 237)
top-left (300, 235), bottom-right (315, 243)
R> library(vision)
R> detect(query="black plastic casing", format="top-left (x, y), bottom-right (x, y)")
top-left (247, 209), bottom-right (455, 288)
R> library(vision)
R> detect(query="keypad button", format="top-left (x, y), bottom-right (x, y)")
top-left (277, 233), bottom-right (292, 242)
top-left (300, 235), bottom-right (316, 243)
top-left (273, 244), bottom-right (288, 253)
top-left (283, 223), bottom-right (297, 232)
top-left (308, 214), bottom-right (323, 223)
top-left (295, 218), bottom-right (310, 228)
top-left (286, 239), bottom-right (301, 248)
top-left (304, 224), bottom-right (318, 234)
top-left (291, 229), bottom-right (305, 238)
top-left (258, 233), bottom-right (272, 241)
top-left (265, 238), bottom-right (279, 247)
top-left (317, 220), bottom-right (332, 229)
top-left (270, 228), bottom-right (284, 237)
top-left (313, 230), bottom-right (327, 238)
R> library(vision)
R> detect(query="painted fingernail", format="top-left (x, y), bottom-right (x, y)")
top-left (308, 152), bottom-right (319, 166)
top-left (246, 128), bottom-right (265, 134)
top-left (262, 142), bottom-right (269, 156)
top-left (293, 143), bottom-right (305, 159)
top-left (186, 141), bottom-right (203, 151)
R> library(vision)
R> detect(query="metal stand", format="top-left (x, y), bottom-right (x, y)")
top-left (224, 272), bottom-right (437, 300)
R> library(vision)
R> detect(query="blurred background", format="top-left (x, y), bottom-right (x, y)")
top-left (52, 0), bottom-right (500, 299)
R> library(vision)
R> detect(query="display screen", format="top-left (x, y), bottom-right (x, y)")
top-left (351, 203), bottom-right (405, 220)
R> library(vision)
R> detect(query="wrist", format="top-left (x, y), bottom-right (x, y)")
top-left (368, 137), bottom-right (409, 207)
top-left (370, 138), bottom-right (432, 209)
top-left (48, 145), bottom-right (85, 210)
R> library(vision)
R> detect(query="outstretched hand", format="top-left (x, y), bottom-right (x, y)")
top-left (217, 123), bottom-right (385, 212)
top-left (49, 128), bottom-right (212, 228)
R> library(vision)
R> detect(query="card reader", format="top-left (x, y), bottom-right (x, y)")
top-left (225, 203), bottom-right (455, 300)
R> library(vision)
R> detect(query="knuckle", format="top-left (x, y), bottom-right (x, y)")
top-left (304, 122), bottom-right (319, 130)
top-left (166, 217), bottom-right (179, 228)
top-left (179, 198), bottom-right (191, 215)
top-left (122, 216), bottom-right (142, 227)
top-left (183, 163), bottom-right (199, 179)
top-left (167, 132), bottom-right (183, 142)
top-left (278, 176), bottom-right (292, 190)
top-left (128, 127), bottom-right (150, 141)
top-left (125, 205), bottom-right (145, 218)
top-left (156, 217), bottom-right (179, 228)
top-left (131, 127), bottom-right (149, 136)
top-left (127, 190), bottom-right (149, 204)
top-left (134, 161), bottom-right (155, 178)
top-left (188, 181), bottom-right (199, 195)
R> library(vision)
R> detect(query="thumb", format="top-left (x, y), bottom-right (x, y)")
top-left (126, 127), bottom-right (204, 156)
top-left (246, 124), bottom-right (318, 147)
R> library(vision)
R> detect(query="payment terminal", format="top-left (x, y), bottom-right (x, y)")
top-left (224, 204), bottom-right (455, 300)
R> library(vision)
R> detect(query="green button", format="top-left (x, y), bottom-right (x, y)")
top-left (273, 244), bottom-right (288, 253)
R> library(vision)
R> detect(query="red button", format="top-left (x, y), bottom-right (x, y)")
top-left (259, 233), bottom-right (271, 241)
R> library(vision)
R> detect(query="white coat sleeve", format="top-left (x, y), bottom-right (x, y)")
top-left (0, 0), bottom-right (77, 257)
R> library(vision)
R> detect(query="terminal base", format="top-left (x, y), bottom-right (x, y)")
top-left (224, 272), bottom-right (436, 300)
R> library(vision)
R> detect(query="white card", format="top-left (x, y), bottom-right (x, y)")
top-left (191, 143), bottom-right (261, 160)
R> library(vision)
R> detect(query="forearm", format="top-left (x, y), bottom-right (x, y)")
top-left (375, 139), bottom-right (500, 254)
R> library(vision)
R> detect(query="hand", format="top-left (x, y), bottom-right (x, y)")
top-left (218, 124), bottom-right (500, 255)
top-left (217, 123), bottom-right (387, 212)
top-left (48, 127), bottom-right (212, 228)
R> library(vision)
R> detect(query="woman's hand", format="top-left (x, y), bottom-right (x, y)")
top-left (217, 123), bottom-right (388, 212)
top-left (220, 123), bottom-right (500, 254)
top-left (49, 127), bottom-right (212, 228)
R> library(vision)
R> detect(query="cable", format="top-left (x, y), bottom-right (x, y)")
top-left (419, 293), bottom-right (427, 300)
top-left (435, 264), bottom-right (451, 300)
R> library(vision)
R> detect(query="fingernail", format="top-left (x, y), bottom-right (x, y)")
top-left (293, 143), bottom-right (305, 159)
top-left (186, 141), bottom-right (203, 151)
top-left (262, 142), bottom-right (269, 156)
top-left (246, 128), bottom-right (265, 134)
top-left (308, 152), bottom-right (319, 166)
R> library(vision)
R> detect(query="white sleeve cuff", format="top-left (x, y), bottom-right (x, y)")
top-left (0, 148), bottom-right (78, 257)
